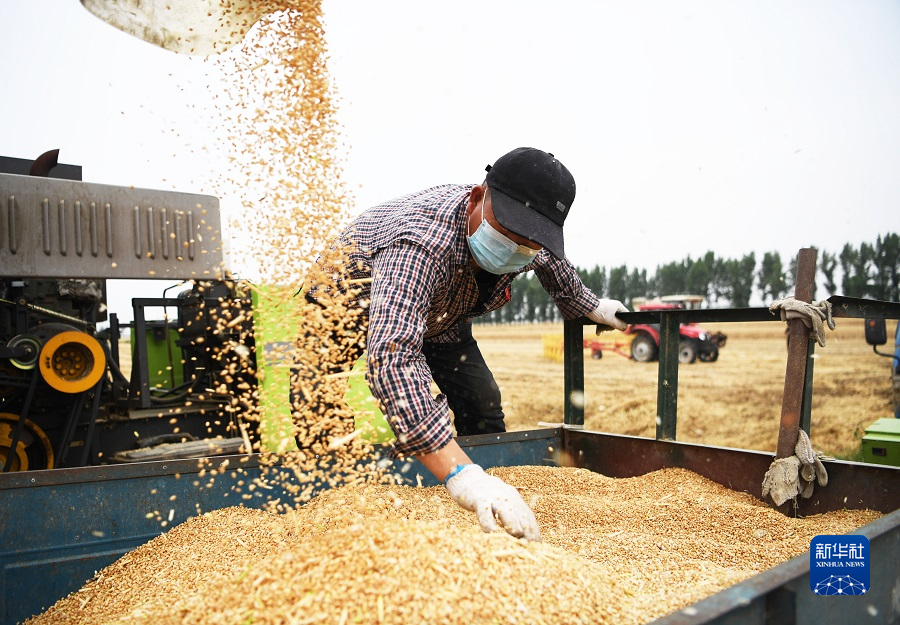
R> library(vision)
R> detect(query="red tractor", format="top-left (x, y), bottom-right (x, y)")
top-left (626, 298), bottom-right (727, 364)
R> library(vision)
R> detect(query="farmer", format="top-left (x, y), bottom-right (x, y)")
top-left (300, 147), bottom-right (628, 541)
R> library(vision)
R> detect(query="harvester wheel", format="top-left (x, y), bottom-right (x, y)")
top-left (0, 413), bottom-right (55, 471)
top-left (678, 340), bottom-right (698, 364)
top-left (591, 350), bottom-right (602, 360)
top-left (631, 334), bottom-right (657, 362)
top-left (699, 347), bottom-right (719, 362)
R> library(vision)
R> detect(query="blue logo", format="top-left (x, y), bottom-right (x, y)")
top-left (810, 535), bottom-right (869, 595)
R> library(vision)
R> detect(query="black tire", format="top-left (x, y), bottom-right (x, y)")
top-left (698, 346), bottom-right (719, 362)
top-left (678, 340), bottom-right (698, 364)
top-left (591, 350), bottom-right (603, 360)
top-left (631, 334), bottom-right (658, 362)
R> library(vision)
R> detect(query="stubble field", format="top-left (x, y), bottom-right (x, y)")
top-left (473, 317), bottom-right (895, 460)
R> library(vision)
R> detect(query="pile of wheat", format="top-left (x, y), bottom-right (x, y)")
top-left (28, 466), bottom-right (880, 625)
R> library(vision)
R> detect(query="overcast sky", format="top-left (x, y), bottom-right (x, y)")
top-left (3, 1), bottom-right (899, 294)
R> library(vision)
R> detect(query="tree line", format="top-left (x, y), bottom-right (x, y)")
top-left (477, 232), bottom-right (899, 324)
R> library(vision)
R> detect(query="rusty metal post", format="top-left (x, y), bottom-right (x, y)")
top-left (775, 247), bottom-right (817, 459)
top-left (656, 311), bottom-right (680, 440)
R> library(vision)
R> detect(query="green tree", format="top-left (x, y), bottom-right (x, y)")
top-left (722, 253), bottom-right (756, 307)
top-left (654, 260), bottom-right (687, 296)
top-left (839, 243), bottom-right (873, 297)
top-left (625, 268), bottom-right (649, 308)
top-left (685, 252), bottom-right (716, 302)
top-left (820, 250), bottom-right (838, 295)
top-left (705, 253), bottom-right (727, 306)
top-left (608, 265), bottom-right (628, 302)
top-left (507, 273), bottom-right (527, 322)
top-left (586, 265), bottom-right (607, 298)
top-left (758, 251), bottom-right (789, 301)
top-left (528, 274), bottom-right (554, 322)
top-left (871, 233), bottom-right (900, 301)
top-left (481, 231), bottom-right (900, 325)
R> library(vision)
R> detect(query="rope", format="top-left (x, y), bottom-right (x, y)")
top-left (768, 296), bottom-right (835, 347)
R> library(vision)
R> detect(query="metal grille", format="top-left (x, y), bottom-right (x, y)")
top-left (1, 173), bottom-right (226, 279)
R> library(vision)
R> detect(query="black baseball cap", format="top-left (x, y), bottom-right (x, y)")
top-left (485, 147), bottom-right (575, 258)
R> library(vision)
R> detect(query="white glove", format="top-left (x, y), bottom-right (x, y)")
top-left (794, 429), bottom-right (829, 498)
top-left (586, 299), bottom-right (629, 332)
top-left (769, 296), bottom-right (835, 347)
top-left (444, 464), bottom-right (541, 542)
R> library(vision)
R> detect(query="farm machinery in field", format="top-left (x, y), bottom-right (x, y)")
top-left (0, 153), bottom-right (260, 472)
top-left (0, 151), bottom-right (390, 474)
top-left (583, 295), bottom-right (727, 363)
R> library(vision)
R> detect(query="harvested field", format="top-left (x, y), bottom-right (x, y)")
top-left (119, 317), bottom-right (892, 459)
top-left (474, 317), bottom-right (895, 459)
top-left (26, 466), bottom-right (881, 625)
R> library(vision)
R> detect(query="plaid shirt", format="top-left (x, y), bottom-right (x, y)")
top-left (309, 184), bottom-right (600, 458)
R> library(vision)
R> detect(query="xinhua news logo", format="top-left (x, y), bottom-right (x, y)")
top-left (809, 535), bottom-right (870, 595)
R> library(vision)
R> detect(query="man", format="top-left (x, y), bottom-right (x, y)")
top-left (301, 147), bottom-right (628, 541)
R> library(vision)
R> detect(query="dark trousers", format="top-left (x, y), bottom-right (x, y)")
top-left (422, 321), bottom-right (506, 437)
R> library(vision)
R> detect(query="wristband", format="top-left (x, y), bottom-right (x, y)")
top-left (443, 463), bottom-right (474, 485)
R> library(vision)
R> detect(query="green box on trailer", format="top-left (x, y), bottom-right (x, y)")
top-left (862, 417), bottom-right (900, 466)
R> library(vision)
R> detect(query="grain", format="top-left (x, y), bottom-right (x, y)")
top-left (27, 466), bottom-right (881, 625)
top-left (211, 0), bottom-right (348, 287)
top-left (195, 0), bottom-right (394, 506)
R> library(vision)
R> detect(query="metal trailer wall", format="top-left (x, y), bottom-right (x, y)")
top-left (566, 430), bottom-right (900, 625)
top-left (2, 428), bottom-right (899, 625)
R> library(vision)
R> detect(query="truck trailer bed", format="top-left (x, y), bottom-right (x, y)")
top-left (2, 428), bottom-right (898, 625)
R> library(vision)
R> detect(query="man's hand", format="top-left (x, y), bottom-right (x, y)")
top-left (444, 464), bottom-right (541, 542)
top-left (587, 299), bottom-right (629, 332)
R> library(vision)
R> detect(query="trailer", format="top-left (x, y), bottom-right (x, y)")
top-left (4, 289), bottom-right (900, 624)
top-left (2, 427), bottom-right (898, 625)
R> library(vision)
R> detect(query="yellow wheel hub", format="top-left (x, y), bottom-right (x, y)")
top-left (0, 413), bottom-right (54, 472)
top-left (39, 331), bottom-right (106, 394)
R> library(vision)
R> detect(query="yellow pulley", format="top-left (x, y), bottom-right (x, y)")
top-left (39, 331), bottom-right (106, 394)
top-left (0, 413), bottom-right (55, 471)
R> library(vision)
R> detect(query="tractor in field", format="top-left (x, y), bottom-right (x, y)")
top-left (626, 296), bottom-right (727, 364)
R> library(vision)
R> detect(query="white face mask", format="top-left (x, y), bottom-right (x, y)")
top-left (466, 198), bottom-right (540, 274)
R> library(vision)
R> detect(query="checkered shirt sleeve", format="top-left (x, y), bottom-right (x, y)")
top-left (366, 240), bottom-right (455, 458)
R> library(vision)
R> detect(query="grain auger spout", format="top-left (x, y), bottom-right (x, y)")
top-left (79, 0), bottom-right (273, 56)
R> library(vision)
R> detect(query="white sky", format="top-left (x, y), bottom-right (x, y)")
top-left (3, 1), bottom-right (900, 307)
